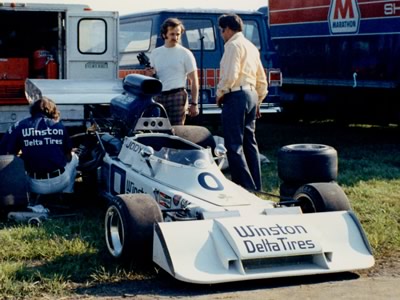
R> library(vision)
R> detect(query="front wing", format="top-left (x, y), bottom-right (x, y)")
top-left (153, 211), bottom-right (374, 284)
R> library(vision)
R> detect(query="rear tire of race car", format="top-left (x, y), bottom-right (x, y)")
top-left (172, 125), bottom-right (216, 151)
top-left (293, 182), bottom-right (351, 213)
top-left (0, 155), bottom-right (29, 211)
top-left (278, 144), bottom-right (338, 183)
top-left (105, 194), bottom-right (162, 263)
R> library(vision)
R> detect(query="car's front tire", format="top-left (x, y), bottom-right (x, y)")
top-left (105, 194), bottom-right (162, 262)
top-left (293, 182), bottom-right (351, 213)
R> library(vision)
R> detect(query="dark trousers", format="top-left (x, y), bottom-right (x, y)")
top-left (221, 90), bottom-right (262, 191)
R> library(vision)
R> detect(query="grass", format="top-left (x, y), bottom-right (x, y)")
top-left (256, 119), bottom-right (400, 256)
top-left (0, 119), bottom-right (399, 298)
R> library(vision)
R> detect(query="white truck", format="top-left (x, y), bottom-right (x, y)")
top-left (0, 2), bottom-right (119, 132)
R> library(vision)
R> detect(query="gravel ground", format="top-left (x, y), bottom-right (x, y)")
top-left (66, 255), bottom-right (400, 300)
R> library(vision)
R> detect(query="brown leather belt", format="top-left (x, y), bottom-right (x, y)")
top-left (28, 167), bottom-right (65, 179)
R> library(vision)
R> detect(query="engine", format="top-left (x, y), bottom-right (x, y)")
top-left (110, 74), bottom-right (163, 135)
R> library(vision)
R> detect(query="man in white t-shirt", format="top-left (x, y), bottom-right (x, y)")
top-left (145, 18), bottom-right (199, 125)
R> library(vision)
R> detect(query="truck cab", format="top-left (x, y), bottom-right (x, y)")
top-left (0, 2), bottom-right (118, 132)
top-left (267, 0), bottom-right (400, 122)
top-left (118, 9), bottom-right (282, 115)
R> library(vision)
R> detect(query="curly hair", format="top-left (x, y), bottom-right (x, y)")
top-left (30, 96), bottom-right (60, 121)
top-left (160, 18), bottom-right (185, 40)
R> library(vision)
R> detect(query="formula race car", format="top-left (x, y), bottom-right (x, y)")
top-left (1, 74), bottom-right (374, 284)
top-left (73, 74), bottom-right (374, 284)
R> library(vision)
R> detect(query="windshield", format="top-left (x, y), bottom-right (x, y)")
top-left (154, 147), bottom-right (213, 167)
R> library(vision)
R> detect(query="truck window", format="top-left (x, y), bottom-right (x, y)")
top-left (182, 19), bottom-right (215, 50)
top-left (120, 20), bottom-right (152, 52)
top-left (78, 19), bottom-right (107, 54)
top-left (243, 20), bottom-right (261, 49)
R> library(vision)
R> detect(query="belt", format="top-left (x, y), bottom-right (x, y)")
top-left (28, 167), bottom-right (65, 180)
top-left (161, 87), bottom-right (185, 95)
top-left (227, 85), bottom-right (254, 93)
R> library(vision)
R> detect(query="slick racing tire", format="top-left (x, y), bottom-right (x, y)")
top-left (105, 194), bottom-right (162, 263)
top-left (0, 155), bottom-right (28, 209)
top-left (172, 125), bottom-right (216, 151)
top-left (293, 182), bottom-right (351, 213)
top-left (278, 144), bottom-right (338, 183)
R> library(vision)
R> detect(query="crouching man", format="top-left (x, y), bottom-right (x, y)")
top-left (0, 97), bottom-right (78, 196)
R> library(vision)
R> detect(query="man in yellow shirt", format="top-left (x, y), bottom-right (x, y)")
top-left (216, 13), bottom-right (268, 191)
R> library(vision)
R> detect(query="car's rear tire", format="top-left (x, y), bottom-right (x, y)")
top-left (105, 194), bottom-right (162, 263)
top-left (172, 125), bottom-right (216, 151)
top-left (278, 144), bottom-right (338, 183)
top-left (293, 182), bottom-right (351, 213)
top-left (0, 155), bottom-right (29, 210)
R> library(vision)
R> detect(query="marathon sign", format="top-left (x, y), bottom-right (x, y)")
top-left (328, 0), bottom-right (360, 34)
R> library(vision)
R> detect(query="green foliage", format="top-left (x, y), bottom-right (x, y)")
top-left (0, 120), bottom-right (399, 298)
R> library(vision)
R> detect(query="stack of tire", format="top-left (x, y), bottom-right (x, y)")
top-left (278, 144), bottom-right (338, 199)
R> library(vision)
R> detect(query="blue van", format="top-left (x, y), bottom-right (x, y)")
top-left (118, 9), bottom-right (282, 115)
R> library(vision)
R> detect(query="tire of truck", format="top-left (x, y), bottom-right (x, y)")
top-left (172, 125), bottom-right (216, 152)
top-left (105, 194), bottom-right (163, 263)
top-left (0, 155), bottom-right (29, 209)
top-left (278, 144), bottom-right (338, 183)
top-left (293, 182), bottom-right (351, 213)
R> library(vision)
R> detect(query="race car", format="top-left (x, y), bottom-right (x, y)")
top-left (1, 74), bottom-right (374, 284)
top-left (72, 74), bottom-right (374, 284)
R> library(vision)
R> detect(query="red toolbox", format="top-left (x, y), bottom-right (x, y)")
top-left (0, 58), bottom-right (29, 79)
top-left (0, 58), bottom-right (29, 104)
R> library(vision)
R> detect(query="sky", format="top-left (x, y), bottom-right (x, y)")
top-left (5, 0), bottom-right (268, 15)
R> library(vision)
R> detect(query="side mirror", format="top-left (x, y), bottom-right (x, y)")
top-left (213, 144), bottom-right (228, 170)
top-left (140, 146), bottom-right (155, 177)
top-left (214, 144), bottom-right (227, 158)
top-left (140, 146), bottom-right (154, 158)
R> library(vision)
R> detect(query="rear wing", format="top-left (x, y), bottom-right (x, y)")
top-left (25, 79), bottom-right (123, 105)
top-left (25, 79), bottom-right (124, 126)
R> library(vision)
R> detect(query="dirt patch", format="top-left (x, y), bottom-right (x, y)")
top-left (67, 255), bottom-right (400, 300)
top-left (358, 254), bottom-right (400, 277)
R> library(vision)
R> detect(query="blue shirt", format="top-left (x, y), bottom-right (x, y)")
top-left (1, 114), bottom-right (72, 173)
